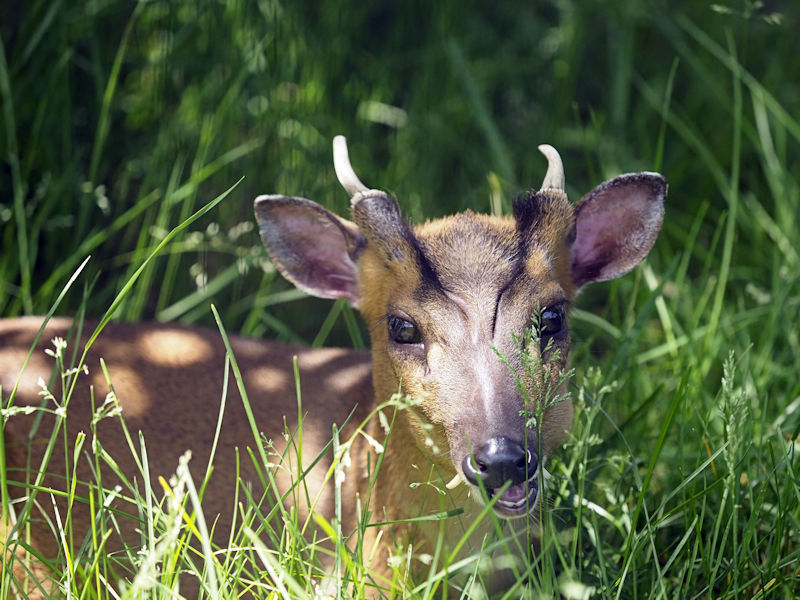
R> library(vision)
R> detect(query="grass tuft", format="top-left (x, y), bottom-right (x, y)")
top-left (2, 1), bottom-right (800, 598)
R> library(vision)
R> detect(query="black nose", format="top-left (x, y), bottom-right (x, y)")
top-left (461, 436), bottom-right (538, 489)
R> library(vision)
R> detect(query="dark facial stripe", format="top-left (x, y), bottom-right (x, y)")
top-left (512, 190), bottom-right (546, 234)
top-left (410, 235), bottom-right (445, 302)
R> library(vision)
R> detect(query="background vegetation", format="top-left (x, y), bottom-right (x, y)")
top-left (1, 0), bottom-right (799, 597)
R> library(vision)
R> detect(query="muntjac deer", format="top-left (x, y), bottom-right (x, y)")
top-left (1, 137), bottom-right (666, 598)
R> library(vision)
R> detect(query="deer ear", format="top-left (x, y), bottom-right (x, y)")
top-left (254, 195), bottom-right (366, 304)
top-left (571, 173), bottom-right (666, 289)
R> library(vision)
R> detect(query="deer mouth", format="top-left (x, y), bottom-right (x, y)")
top-left (489, 473), bottom-right (539, 517)
top-left (459, 437), bottom-right (543, 517)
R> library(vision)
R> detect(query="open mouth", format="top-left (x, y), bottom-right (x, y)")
top-left (458, 437), bottom-right (545, 516)
top-left (487, 473), bottom-right (539, 516)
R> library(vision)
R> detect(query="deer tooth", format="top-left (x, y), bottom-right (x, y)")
top-left (446, 472), bottom-right (465, 489)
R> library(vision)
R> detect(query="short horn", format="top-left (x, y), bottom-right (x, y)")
top-left (537, 144), bottom-right (565, 191)
top-left (333, 135), bottom-right (369, 197)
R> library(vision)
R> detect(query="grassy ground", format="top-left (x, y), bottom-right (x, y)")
top-left (1, 0), bottom-right (799, 597)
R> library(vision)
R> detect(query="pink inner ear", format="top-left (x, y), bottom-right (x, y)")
top-left (283, 214), bottom-right (360, 297)
top-left (571, 174), bottom-right (666, 288)
top-left (255, 196), bottom-right (362, 303)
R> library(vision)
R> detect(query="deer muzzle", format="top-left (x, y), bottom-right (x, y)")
top-left (461, 435), bottom-right (540, 517)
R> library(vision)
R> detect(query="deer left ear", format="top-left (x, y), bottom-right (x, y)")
top-left (254, 195), bottom-right (366, 304)
top-left (571, 173), bottom-right (667, 289)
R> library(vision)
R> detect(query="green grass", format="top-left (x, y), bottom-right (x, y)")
top-left (2, 0), bottom-right (800, 597)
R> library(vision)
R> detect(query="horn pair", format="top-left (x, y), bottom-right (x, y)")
top-left (332, 135), bottom-right (564, 198)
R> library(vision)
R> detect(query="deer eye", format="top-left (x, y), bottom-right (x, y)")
top-left (538, 305), bottom-right (565, 337)
top-left (388, 316), bottom-right (422, 344)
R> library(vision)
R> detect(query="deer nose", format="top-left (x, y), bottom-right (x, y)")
top-left (461, 436), bottom-right (537, 489)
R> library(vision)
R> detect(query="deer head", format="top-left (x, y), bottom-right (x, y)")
top-left (254, 136), bottom-right (665, 516)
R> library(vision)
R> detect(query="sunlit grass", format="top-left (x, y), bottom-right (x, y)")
top-left (2, 1), bottom-right (799, 598)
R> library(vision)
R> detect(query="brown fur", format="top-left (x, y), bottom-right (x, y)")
top-left (2, 146), bottom-right (666, 598)
top-left (354, 201), bottom-right (578, 577)
top-left (1, 318), bottom-right (373, 597)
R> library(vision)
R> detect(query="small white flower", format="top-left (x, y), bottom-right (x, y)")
top-left (361, 431), bottom-right (384, 454)
top-left (312, 580), bottom-right (336, 600)
top-left (1, 406), bottom-right (37, 418)
top-left (378, 410), bottom-right (391, 434)
top-left (335, 448), bottom-right (352, 486)
top-left (387, 555), bottom-right (403, 569)
top-left (54, 337), bottom-right (67, 349)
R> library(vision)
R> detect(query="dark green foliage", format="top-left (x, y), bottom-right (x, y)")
top-left (1, 0), bottom-right (799, 597)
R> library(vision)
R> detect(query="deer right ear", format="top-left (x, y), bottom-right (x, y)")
top-left (254, 195), bottom-right (366, 304)
top-left (571, 173), bottom-right (667, 289)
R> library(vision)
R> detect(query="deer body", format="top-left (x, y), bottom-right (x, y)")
top-left (1, 317), bottom-right (376, 596)
top-left (2, 138), bottom-right (666, 597)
